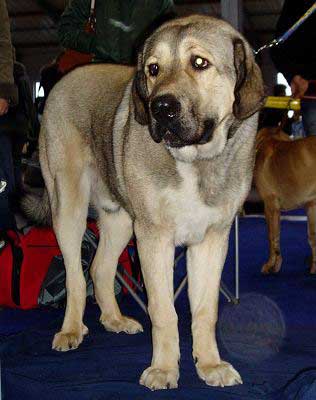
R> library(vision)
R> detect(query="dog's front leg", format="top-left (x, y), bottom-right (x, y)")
top-left (187, 227), bottom-right (242, 387)
top-left (135, 223), bottom-right (179, 390)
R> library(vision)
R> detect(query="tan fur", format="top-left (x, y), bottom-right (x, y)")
top-left (33, 15), bottom-right (264, 390)
top-left (254, 127), bottom-right (316, 274)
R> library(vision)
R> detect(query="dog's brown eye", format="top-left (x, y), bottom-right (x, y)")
top-left (191, 56), bottom-right (209, 70)
top-left (148, 63), bottom-right (159, 77)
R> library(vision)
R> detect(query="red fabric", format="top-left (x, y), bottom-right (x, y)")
top-left (0, 223), bottom-right (139, 309)
top-left (0, 228), bottom-right (60, 309)
top-left (0, 234), bottom-right (15, 308)
top-left (21, 229), bottom-right (60, 309)
top-left (57, 50), bottom-right (93, 75)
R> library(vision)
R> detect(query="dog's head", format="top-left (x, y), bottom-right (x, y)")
top-left (132, 15), bottom-right (265, 161)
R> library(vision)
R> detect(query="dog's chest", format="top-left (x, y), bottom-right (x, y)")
top-left (161, 162), bottom-right (222, 245)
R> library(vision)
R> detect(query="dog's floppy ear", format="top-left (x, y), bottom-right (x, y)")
top-left (132, 68), bottom-right (149, 125)
top-left (233, 38), bottom-right (265, 120)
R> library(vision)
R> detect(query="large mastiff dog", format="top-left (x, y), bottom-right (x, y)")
top-left (27, 15), bottom-right (264, 390)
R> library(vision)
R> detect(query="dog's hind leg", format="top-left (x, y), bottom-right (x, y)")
top-left (90, 208), bottom-right (143, 334)
top-left (305, 200), bottom-right (316, 274)
top-left (262, 197), bottom-right (282, 274)
top-left (51, 167), bottom-right (90, 351)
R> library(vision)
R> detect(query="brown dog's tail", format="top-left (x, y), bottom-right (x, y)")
top-left (21, 190), bottom-right (52, 226)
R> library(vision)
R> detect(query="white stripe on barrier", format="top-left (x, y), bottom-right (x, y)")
top-left (244, 214), bottom-right (307, 222)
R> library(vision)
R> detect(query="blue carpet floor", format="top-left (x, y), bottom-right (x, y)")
top-left (1, 216), bottom-right (316, 400)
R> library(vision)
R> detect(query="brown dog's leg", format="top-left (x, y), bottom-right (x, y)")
top-left (52, 168), bottom-right (90, 351)
top-left (90, 208), bottom-right (143, 333)
top-left (135, 223), bottom-right (179, 391)
top-left (262, 197), bottom-right (282, 274)
top-left (187, 227), bottom-right (242, 387)
top-left (305, 201), bottom-right (316, 274)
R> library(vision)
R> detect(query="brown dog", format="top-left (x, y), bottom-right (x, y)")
top-left (254, 127), bottom-right (316, 274)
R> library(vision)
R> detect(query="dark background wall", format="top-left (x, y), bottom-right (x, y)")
top-left (6, 0), bottom-right (284, 96)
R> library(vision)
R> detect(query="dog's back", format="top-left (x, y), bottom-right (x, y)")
top-left (254, 127), bottom-right (316, 210)
top-left (42, 63), bottom-right (134, 148)
top-left (40, 64), bottom-right (134, 191)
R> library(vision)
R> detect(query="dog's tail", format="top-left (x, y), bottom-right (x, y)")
top-left (21, 190), bottom-right (52, 226)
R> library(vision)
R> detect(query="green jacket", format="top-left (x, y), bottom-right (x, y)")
top-left (58, 0), bottom-right (175, 64)
top-left (0, 0), bottom-right (18, 105)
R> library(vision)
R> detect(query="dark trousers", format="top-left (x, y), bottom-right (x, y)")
top-left (0, 132), bottom-right (16, 230)
top-left (301, 100), bottom-right (316, 136)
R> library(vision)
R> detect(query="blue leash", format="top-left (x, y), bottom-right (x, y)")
top-left (254, 2), bottom-right (316, 55)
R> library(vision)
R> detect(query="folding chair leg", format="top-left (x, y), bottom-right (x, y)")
top-left (174, 277), bottom-right (238, 305)
top-left (115, 271), bottom-right (148, 314)
top-left (174, 276), bottom-right (187, 302)
top-left (234, 214), bottom-right (240, 301)
top-left (120, 268), bottom-right (144, 292)
top-left (117, 215), bottom-right (240, 314)
top-left (173, 215), bottom-right (240, 306)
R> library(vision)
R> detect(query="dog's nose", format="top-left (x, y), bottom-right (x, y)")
top-left (151, 95), bottom-right (181, 124)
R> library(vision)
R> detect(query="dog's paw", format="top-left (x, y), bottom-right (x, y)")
top-left (100, 315), bottom-right (143, 334)
top-left (261, 257), bottom-right (282, 275)
top-left (196, 361), bottom-right (242, 387)
top-left (140, 366), bottom-right (179, 390)
top-left (52, 324), bottom-right (88, 352)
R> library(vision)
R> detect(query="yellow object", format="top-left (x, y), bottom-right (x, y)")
top-left (265, 96), bottom-right (301, 110)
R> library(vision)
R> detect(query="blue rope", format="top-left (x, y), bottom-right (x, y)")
top-left (254, 2), bottom-right (316, 56)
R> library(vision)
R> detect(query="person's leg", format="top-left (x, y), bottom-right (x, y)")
top-left (301, 100), bottom-right (316, 136)
top-left (0, 133), bottom-right (16, 230)
top-left (12, 132), bottom-right (26, 196)
top-left (0, 169), bottom-right (16, 230)
top-left (0, 133), bottom-right (15, 193)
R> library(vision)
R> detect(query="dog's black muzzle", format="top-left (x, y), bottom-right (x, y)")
top-left (151, 94), bottom-right (181, 126)
top-left (150, 94), bottom-right (216, 148)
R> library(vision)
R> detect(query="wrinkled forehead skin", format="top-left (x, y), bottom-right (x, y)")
top-left (141, 15), bottom-right (243, 74)
top-left (133, 15), bottom-right (262, 162)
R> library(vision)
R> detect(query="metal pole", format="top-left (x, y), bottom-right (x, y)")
top-left (174, 275), bottom-right (188, 302)
top-left (235, 214), bottom-right (240, 301)
top-left (120, 268), bottom-right (144, 292)
top-left (116, 271), bottom-right (148, 314)
top-left (174, 276), bottom-right (237, 304)
top-left (221, 0), bottom-right (243, 32)
top-left (220, 282), bottom-right (233, 303)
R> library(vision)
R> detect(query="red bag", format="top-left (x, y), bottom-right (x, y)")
top-left (0, 228), bottom-right (60, 309)
top-left (0, 225), bottom-right (141, 309)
